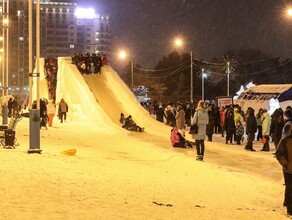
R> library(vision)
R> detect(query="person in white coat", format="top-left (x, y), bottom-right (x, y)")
top-left (46, 100), bottom-right (56, 127)
top-left (191, 100), bottom-right (209, 161)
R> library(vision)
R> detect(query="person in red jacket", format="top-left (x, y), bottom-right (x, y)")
top-left (170, 127), bottom-right (193, 148)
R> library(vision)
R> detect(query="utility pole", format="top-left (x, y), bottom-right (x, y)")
top-left (202, 68), bottom-right (204, 100)
top-left (131, 61), bottom-right (134, 88)
top-left (226, 61), bottom-right (230, 97)
top-left (190, 51), bottom-right (193, 102)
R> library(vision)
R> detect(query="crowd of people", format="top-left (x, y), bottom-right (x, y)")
top-left (31, 98), bottom-right (68, 129)
top-left (71, 53), bottom-right (108, 74)
top-left (44, 58), bottom-right (58, 102)
top-left (148, 99), bottom-right (292, 214)
top-left (149, 100), bottom-right (292, 156)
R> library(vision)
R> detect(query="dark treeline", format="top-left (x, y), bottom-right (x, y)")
top-left (121, 48), bottom-right (292, 103)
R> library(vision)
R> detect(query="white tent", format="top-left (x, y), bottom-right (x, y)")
top-left (234, 84), bottom-right (292, 114)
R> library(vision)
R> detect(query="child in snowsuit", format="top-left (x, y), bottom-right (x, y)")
top-left (235, 120), bottom-right (244, 145)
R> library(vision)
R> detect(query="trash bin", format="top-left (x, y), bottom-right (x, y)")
top-left (4, 129), bottom-right (15, 147)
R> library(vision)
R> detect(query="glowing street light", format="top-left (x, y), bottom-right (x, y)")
top-left (118, 50), bottom-right (134, 88)
top-left (174, 37), bottom-right (193, 102)
top-left (175, 38), bottom-right (183, 47)
top-left (118, 50), bottom-right (127, 60)
top-left (288, 8), bottom-right (292, 16)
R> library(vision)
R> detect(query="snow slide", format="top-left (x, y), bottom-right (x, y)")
top-left (55, 57), bottom-right (122, 134)
top-left (83, 65), bottom-right (171, 136)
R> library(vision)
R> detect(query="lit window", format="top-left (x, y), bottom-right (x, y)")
top-left (70, 44), bottom-right (74, 48)
top-left (19, 37), bottom-right (24, 41)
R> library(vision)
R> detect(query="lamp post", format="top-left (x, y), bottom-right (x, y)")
top-left (174, 38), bottom-right (193, 102)
top-left (201, 68), bottom-right (208, 100)
top-left (28, 0), bottom-right (41, 154)
top-left (118, 50), bottom-right (134, 88)
top-left (2, 0), bottom-right (8, 125)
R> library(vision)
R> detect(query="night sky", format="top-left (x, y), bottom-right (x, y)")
top-left (76, 0), bottom-right (292, 69)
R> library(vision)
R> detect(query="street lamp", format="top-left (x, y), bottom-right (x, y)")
top-left (1, 0), bottom-right (9, 125)
top-left (288, 8), bottom-right (292, 16)
top-left (118, 50), bottom-right (134, 88)
top-left (174, 37), bottom-right (193, 102)
top-left (201, 68), bottom-right (208, 100)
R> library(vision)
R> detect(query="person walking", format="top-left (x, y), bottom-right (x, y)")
top-left (58, 98), bottom-right (68, 123)
top-left (46, 100), bottom-right (56, 127)
top-left (191, 100), bottom-right (209, 161)
top-left (261, 109), bottom-right (271, 151)
top-left (244, 107), bottom-right (257, 151)
top-left (275, 126), bottom-right (292, 215)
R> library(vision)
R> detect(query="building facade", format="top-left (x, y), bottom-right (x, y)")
top-left (0, 0), bottom-right (111, 92)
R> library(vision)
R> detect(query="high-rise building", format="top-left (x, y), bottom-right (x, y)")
top-left (0, 0), bottom-right (111, 91)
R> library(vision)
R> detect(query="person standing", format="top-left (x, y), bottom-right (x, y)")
top-left (7, 97), bottom-right (13, 118)
top-left (225, 109), bottom-right (235, 144)
top-left (156, 103), bottom-right (165, 123)
top-left (275, 127), bottom-right (292, 215)
top-left (244, 107), bottom-right (257, 151)
top-left (175, 105), bottom-right (185, 132)
top-left (46, 100), bottom-right (56, 127)
top-left (235, 120), bottom-right (244, 145)
top-left (261, 109), bottom-right (271, 151)
top-left (191, 100), bottom-right (209, 161)
top-left (206, 105), bottom-right (215, 142)
top-left (270, 108), bottom-right (284, 150)
top-left (58, 98), bottom-right (68, 123)
top-left (256, 108), bottom-right (264, 141)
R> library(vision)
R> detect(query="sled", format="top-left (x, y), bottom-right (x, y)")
top-left (61, 148), bottom-right (76, 156)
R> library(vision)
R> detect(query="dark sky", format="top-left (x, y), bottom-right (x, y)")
top-left (76, 0), bottom-right (292, 69)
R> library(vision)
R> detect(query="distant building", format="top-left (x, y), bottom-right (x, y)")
top-left (0, 0), bottom-right (111, 90)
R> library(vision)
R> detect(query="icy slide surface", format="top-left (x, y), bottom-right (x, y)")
top-left (55, 57), bottom-right (170, 137)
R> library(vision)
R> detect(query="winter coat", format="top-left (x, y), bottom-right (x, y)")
top-left (270, 112), bottom-right (284, 141)
top-left (175, 107), bottom-right (185, 130)
top-left (261, 112), bottom-right (271, 136)
top-left (170, 127), bottom-right (180, 145)
top-left (276, 135), bottom-right (292, 174)
top-left (256, 114), bottom-right (263, 126)
top-left (59, 101), bottom-right (68, 113)
top-left (225, 110), bottom-right (235, 135)
top-left (245, 108), bottom-right (257, 134)
top-left (235, 124), bottom-right (244, 136)
top-left (191, 107), bottom-right (209, 140)
top-left (206, 110), bottom-right (215, 135)
top-left (156, 107), bottom-right (165, 122)
top-left (234, 109), bottom-right (243, 123)
top-left (283, 119), bottom-right (292, 138)
top-left (46, 102), bottom-right (56, 115)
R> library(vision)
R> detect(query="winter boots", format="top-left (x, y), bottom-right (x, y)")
top-left (244, 142), bottom-right (256, 151)
top-left (196, 155), bottom-right (203, 161)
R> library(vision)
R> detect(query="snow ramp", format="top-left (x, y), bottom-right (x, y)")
top-left (55, 57), bottom-right (122, 134)
top-left (82, 65), bottom-right (171, 136)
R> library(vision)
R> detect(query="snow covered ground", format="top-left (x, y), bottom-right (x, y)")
top-left (0, 58), bottom-right (289, 219)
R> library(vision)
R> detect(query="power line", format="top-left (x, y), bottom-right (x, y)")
top-left (133, 60), bottom-right (189, 72)
top-left (133, 65), bottom-right (189, 79)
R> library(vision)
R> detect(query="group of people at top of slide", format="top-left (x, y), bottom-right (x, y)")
top-left (72, 53), bottom-right (108, 74)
